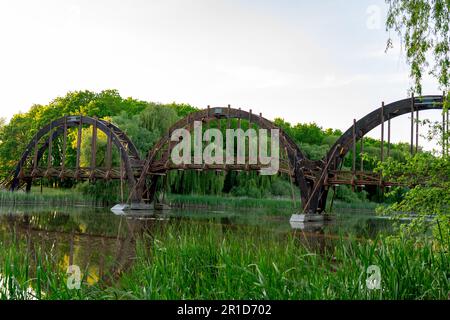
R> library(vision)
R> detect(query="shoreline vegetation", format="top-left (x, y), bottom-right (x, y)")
top-left (0, 90), bottom-right (411, 216)
top-left (0, 188), bottom-right (378, 213)
top-left (0, 221), bottom-right (448, 300)
top-left (0, 183), bottom-right (447, 301)
top-left (0, 91), bottom-right (447, 300)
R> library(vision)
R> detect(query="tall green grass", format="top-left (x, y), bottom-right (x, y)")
top-left (169, 194), bottom-right (378, 213)
top-left (168, 194), bottom-right (298, 211)
top-left (1, 186), bottom-right (381, 212)
top-left (116, 222), bottom-right (449, 300)
top-left (0, 189), bottom-right (100, 207)
top-left (0, 240), bottom-right (106, 300)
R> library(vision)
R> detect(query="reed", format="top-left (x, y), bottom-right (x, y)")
top-left (168, 194), bottom-right (298, 211)
top-left (1, 212), bottom-right (447, 300)
top-left (116, 222), bottom-right (449, 300)
top-left (0, 240), bottom-right (104, 300)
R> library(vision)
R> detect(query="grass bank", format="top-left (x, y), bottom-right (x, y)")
top-left (0, 188), bottom-right (99, 207)
top-left (0, 188), bottom-right (379, 212)
top-left (169, 194), bottom-right (378, 213)
top-left (1, 222), bottom-right (448, 300)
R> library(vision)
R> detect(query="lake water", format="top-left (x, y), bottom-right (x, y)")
top-left (0, 204), bottom-right (393, 286)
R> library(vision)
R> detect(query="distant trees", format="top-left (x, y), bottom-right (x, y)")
top-left (383, 0), bottom-right (449, 242)
top-left (0, 90), bottom-right (418, 204)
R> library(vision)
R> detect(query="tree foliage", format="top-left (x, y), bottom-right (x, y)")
top-left (0, 90), bottom-right (415, 204)
top-left (386, 0), bottom-right (450, 94)
top-left (383, 0), bottom-right (450, 243)
top-left (377, 153), bottom-right (449, 242)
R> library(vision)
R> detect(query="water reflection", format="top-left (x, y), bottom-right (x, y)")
top-left (0, 205), bottom-right (394, 288)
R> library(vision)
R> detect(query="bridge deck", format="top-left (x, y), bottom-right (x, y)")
top-left (10, 167), bottom-right (405, 188)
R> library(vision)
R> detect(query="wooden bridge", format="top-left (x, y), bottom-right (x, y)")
top-left (1, 94), bottom-right (447, 213)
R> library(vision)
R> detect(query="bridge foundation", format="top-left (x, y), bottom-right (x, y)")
top-left (290, 214), bottom-right (325, 223)
top-left (130, 202), bottom-right (154, 210)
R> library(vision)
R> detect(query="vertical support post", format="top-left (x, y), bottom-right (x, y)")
top-left (352, 119), bottom-right (356, 191)
top-left (411, 93), bottom-right (415, 155)
top-left (163, 173), bottom-right (169, 203)
top-left (387, 114), bottom-right (391, 158)
top-left (285, 147), bottom-right (297, 208)
top-left (106, 125), bottom-right (113, 175)
top-left (207, 105), bottom-right (210, 128)
top-left (445, 110), bottom-right (449, 156)
top-left (33, 136), bottom-right (39, 173)
top-left (69, 231), bottom-right (75, 266)
top-left (120, 155), bottom-right (124, 204)
top-left (258, 113), bottom-right (262, 166)
top-left (47, 123), bottom-right (53, 170)
top-left (90, 117), bottom-right (98, 179)
top-left (445, 91), bottom-right (449, 157)
top-left (76, 117), bottom-right (83, 178)
top-left (206, 105), bottom-right (211, 141)
top-left (360, 133), bottom-right (364, 171)
top-left (238, 108), bottom-right (241, 129)
top-left (249, 109), bottom-right (252, 168)
top-left (442, 91), bottom-right (448, 157)
top-left (416, 107), bottom-right (419, 153)
top-left (61, 116), bottom-right (67, 177)
top-left (203, 106), bottom-right (210, 169)
top-left (380, 102), bottom-right (384, 163)
top-left (443, 111), bottom-right (446, 157)
top-left (352, 119), bottom-right (356, 173)
top-left (25, 179), bottom-right (32, 193)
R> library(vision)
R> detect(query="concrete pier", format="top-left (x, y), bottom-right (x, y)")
top-left (290, 214), bottom-right (325, 223)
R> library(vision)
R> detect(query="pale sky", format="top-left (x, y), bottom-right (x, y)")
top-left (0, 0), bottom-right (443, 150)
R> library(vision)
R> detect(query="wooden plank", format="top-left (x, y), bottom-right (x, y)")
top-left (61, 116), bottom-right (68, 177)
top-left (47, 123), bottom-right (53, 170)
top-left (90, 117), bottom-right (98, 171)
top-left (381, 102), bottom-right (384, 162)
top-left (76, 117), bottom-right (83, 178)
top-left (411, 93), bottom-right (414, 155)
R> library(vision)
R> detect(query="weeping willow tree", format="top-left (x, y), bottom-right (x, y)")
top-left (386, 0), bottom-right (449, 94)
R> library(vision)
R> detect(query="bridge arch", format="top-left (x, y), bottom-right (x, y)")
top-left (303, 95), bottom-right (445, 213)
top-left (6, 95), bottom-right (444, 213)
top-left (10, 115), bottom-right (141, 192)
top-left (130, 106), bottom-right (317, 204)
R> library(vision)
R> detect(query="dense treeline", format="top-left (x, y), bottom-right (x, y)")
top-left (0, 90), bottom-right (412, 204)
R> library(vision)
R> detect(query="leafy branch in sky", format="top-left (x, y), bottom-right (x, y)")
top-left (386, 0), bottom-right (449, 95)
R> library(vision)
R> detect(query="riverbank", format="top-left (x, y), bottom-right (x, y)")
top-left (168, 194), bottom-right (378, 212)
top-left (0, 188), bottom-right (379, 213)
top-left (0, 189), bottom-right (99, 207)
top-left (0, 220), bottom-right (448, 300)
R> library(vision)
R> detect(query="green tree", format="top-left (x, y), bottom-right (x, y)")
top-left (377, 153), bottom-right (449, 243)
top-left (383, 0), bottom-right (450, 244)
top-left (386, 0), bottom-right (449, 94)
top-left (139, 103), bottom-right (180, 135)
top-left (112, 111), bottom-right (158, 158)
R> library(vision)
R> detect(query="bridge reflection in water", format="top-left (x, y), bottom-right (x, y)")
top-left (2, 94), bottom-right (447, 213)
top-left (0, 205), bottom-right (394, 292)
